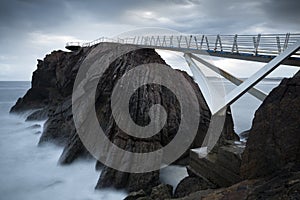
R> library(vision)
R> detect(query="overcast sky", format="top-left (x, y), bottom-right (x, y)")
top-left (0, 0), bottom-right (299, 80)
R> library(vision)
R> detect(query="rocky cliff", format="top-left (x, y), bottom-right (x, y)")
top-left (241, 70), bottom-right (300, 179)
top-left (10, 43), bottom-right (237, 194)
top-left (167, 70), bottom-right (300, 200)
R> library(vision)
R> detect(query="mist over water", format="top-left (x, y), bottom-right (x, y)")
top-left (0, 80), bottom-right (281, 199)
top-left (0, 82), bottom-right (126, 200)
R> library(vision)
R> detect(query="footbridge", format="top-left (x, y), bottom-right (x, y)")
top-left (66, 33), bottom-right (300, 115)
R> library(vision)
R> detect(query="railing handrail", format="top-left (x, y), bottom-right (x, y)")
top-left (66, 33), bottom-right (300, 57)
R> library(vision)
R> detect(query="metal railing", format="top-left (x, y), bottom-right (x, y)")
top-left (66, 33), bottom-right (300, 57)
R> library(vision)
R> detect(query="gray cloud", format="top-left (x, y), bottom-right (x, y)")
top-left (0, 0), bottom-right (299, 80)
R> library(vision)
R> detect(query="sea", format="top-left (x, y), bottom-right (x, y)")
top-left (0, 80), bottom-right (282, 200)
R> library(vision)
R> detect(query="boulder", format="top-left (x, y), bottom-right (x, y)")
top-left (89, 44), bottom-right (212, 192)
top-left (170, 169), bottom-right (300, 200)
top-left (150, 184), bottom-right (173, 200)
top-left (174, 176), bottom-right (213, 198)
top-left (124, 190), bottom-right (147, 200)
top-left (241, 71), bottom-right (300, 179)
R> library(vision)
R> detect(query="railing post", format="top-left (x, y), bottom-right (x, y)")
top-left (283, 33), bottom-right (290, 51)
top-left (232, 34), bottom-right (239, 53)
top-left (156, 36), bottom-right (160, 46)
top-left (200, 35), bottom-right (204, 49)
top-left (276, 36), bottom-right (281, 53)
top-left (185, 35), bottom-right (192, 48)
top-left (185, 36), bottom-right (188, 48)
top-left (140, 36), bottom-right (144, 45)
top-left (177, 35), bottom-right (182, 48)
top-left (162, 36), bottom-right (166, 47)
top-left (194, 36), bottom-right (198, 49)
top-left (150, 36), bottom-right (154, 46)
top-left (205, 36), bottom-right (210, 50)
top-left (136, 36), bottom-right (140, 45)
top-left (214, 34), bottom-right (222, 51)
top-left (188, 35), bottom-right (193, 48)
top-left (132, 36), bottom-right (136, 44)
top-left (170, 35), bottom-right (173, 47)
top-left (253, 34), bottom-right (261, 56)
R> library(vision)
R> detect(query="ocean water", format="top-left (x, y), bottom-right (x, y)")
top-left (0, 82), bottom-right (127, 200)
top-left (0, 80), bottom-right (281, 200)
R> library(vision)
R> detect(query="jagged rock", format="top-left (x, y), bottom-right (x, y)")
top-left (220, 107), bottom-right (240, 142)
top-left (38, 98), bottom-right (74, 145)
top-left (185, 109), bottom-right (242, 189)
top-left (124, 190), bottom-right (147, 200)
top-left (25, 108), bottom-right (48, 121)
top-left (210, 106), bottom-right (240, 153)
top-left (90, 44), bottom-right (212, 192)
top-left (10, 88), bottom-right (50, 112)
top-left (188, 141), bottom-right (244, 188)
top-left (95, 161), bottom-right (103, 171)
top-left (58, 132), bottom-right (90, 164)
top-left (241, 71), bottom-right (300, 179)
top-left (10, 48), bottom-right (89, 114)
top-left (25, 124), bottom-right (41, 129)
top-left (171, 169), bottom-right (300, 200)
top-left (124, 184), bottom-right (173, 200)
top-left (150, 184), bottom-right (173, 200)
top-left (174, 176), bottom-right (213, 198)
top-left (96, 166), bottom-right (160, 193)
top-left (239, 130), bottom-right (250, 140)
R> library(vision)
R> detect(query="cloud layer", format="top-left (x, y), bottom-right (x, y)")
top-left (0, 0), bottom-right (299, 80)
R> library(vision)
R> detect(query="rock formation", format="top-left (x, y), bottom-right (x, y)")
top-left (171, 169), bottom-right (300, 200)
top-left (11, 43), bottom-right (238, 193)
top-left (241, 70), bottom-right (300, 179)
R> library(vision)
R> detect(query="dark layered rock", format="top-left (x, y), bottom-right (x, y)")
top-left (149, 184), bottom-right (173, 200)
top-left (219, 107), bottom-right (240, 143)
top-left (10, 49), bottom-right (88, 113)
top-left (124, 190), bottom-right (147, 200)
top-left (171, 168), bottom-right (300, 200)
top-left (174, 176), bottom-right (213, 198)
top-left (96, 167), bottom-right (160, 193)
top-left (187, 141), bottom-right (244, 188)
top-left (10, 42), bottom-right (237, 194)
top-left (124, 184), bottom-right (173, 200)
top-left (91, 44), bottom-right (211, 192)
top-left (181, 106), bottom-right (241, 192)
top-left (241, 71), bottom-right (300, 179)
top-left (25, 108), bottom-right (49, 121)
